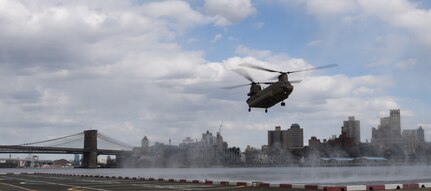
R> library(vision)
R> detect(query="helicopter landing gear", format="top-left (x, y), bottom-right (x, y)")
top-left (281, 101), bottom-right (286, 106)
top-left (248, 108), bottom-right (251, 112)
top-left (265, 108), bottom-right (268, 113)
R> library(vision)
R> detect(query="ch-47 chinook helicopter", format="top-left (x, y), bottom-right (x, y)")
top-left (225, 63), bottom-right (337, 113)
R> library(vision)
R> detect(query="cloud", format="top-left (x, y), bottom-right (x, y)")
top-left (366, 34), bottom-right (411, 68)
top-left (141, 0), bottom-right (209, 30)
top-left (211, 51), bottom-right (399, 144)
top-left (0, 0), bottom-right (212, 144)
top-left (282, 0), bottom-right (430, 127)
top-left (211, 33), bottom-right (223, 44)
top-left (295, 0), bottom-right (431, 48)
top-left (356, 0), bottom-right (431, 46)
top-left (0, 0), bottom-right (424, 153)
top-left (253, 22), bottom-right (264, 29)
top-left (303, 0), bottom-right (359, 17)
top-left (395, 58), bottom-right (417, 69)
top-left (306, 40), bottom-right (322, 47)
top-left (235, 45), bottom-right (273, 60)
top-left (204, 0), bottom-right (256, 26)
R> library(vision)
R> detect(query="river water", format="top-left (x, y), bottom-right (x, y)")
top-left (2, 166), bottom-right (431, 185)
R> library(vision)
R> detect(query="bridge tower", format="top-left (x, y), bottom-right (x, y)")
top-left (82, 130), bottom-right (98, 168)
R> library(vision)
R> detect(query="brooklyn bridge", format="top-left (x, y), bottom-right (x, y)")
top-left (0, 130), bottom-right (133, 168)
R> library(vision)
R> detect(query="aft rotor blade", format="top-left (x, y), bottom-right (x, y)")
top-left (240, 63), bottom-right (281, 73)
top-left (288, 64), bottom-right (338, 74)
top-left (289, 80), bottom-right (302, 83)
top-left (232, 69), bottom-right (255, 82)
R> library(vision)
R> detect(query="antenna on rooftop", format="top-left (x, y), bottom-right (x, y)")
top-left (218, 121), bottom-right (223, 134)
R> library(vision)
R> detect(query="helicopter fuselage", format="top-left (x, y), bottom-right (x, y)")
top-left (230, 63), bottom-right (336, 112)
top-left (246, 80), bottom-right (293, 109)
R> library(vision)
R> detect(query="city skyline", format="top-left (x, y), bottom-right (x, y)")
top-left (1, 108), bottom-right (428, 161)
top-left (140, 108), bottom-right (425, 149)
top-left (0, 0), bottom-right (431, 156)
top-left (0, 104), bottom-right (428, 160)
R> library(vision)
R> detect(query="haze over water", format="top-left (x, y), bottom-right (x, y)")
top-left (3, 166), bottom-right (431, 185)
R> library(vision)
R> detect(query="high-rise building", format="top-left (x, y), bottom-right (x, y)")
top-left (216, 132), bottom-right (226, 148)
top-left (182, 137), bottom-right (194, 144)
top-left (308, 136), bottom-right (321, 149)
top-left (177, 130), bottom-right (237, 167)
top-left (268, 126), bottom-right (288, 149)
top-left (287, 123), bottom-right (304, 150)
top-left (372, 109), bottom-right (402, 145)
top-left (417, 126), bottom-right (425, 143)
top-left (73, 154), bottom-right (80, 166)
top-left (385, 109), bottom-right (401, 136)
top-left (402, 127), bottom-right (426, 155)
top-left (202, 130), bottom-right (216, 145)
top-left (342, 116), bottom-right (361, 144)
top-left (142, 136), bottom-right (149, 151)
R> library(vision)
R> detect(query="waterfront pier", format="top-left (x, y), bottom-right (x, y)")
top-left (1, 173), bottom-right (431, 191)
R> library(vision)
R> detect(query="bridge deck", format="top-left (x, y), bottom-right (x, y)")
top-left (0, 145), bottom-right (128, 155)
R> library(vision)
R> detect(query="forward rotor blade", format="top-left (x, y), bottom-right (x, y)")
top-left (222, 83), bottom-right (251, 89)
top-left (222, 81), bottom-right (274, 89)
top-left (269, 74), bottom-right (280, 80)
top-left (240, 63), bottom-right (281, 73)
top-left (232, 69), bottom-right (255, 82)
top-left (288, 64), bottom-right (338, 74)
top-left (260, 82), bottom-right (275, 85)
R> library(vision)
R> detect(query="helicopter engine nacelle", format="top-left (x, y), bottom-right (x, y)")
top-left (283, 85), bottom-right (293, 92)
top-left (247, 84), bottom-right (262, 96)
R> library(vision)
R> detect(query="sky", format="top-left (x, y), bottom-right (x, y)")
top-left (1, 0), bottom-right (431, 158)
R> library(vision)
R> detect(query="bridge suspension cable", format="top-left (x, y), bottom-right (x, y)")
top-left (14, 130), bottom-right (134, 151)
top-left (97, 132), bottom-right (134, 150)
top-left (21, 132), bottom-right (83, 146)
top-left (49, 136), bottom-right (84, 147)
